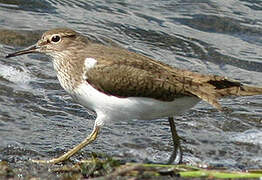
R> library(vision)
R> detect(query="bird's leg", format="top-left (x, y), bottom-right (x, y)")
top-left (32, 126), bottom-right (100, 164)
top-left (167, 117), bottom-right (183, 164)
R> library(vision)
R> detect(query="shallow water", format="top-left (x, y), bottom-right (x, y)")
top-left (0, 0), bottom-right (262, 170)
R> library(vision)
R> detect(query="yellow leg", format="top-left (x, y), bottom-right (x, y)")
top-left (167, 117), bottom-right (182, 164)
top-left (32, 126), bottom-right (100, 164)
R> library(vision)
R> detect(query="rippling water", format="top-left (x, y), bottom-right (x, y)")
top-left (0, 0), bottom-right (262, 170)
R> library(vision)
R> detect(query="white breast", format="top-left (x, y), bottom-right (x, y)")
top-left (73, 82), bottom-right (200, 126)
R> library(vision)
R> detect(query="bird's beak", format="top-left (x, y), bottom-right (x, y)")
top-left (5, 44), bottom-right (40, 58)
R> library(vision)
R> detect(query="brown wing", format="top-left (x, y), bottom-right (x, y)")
top-left (85, 62), bottom-right (194, 101)
top-left (83, 43), bottom-right (262, 110)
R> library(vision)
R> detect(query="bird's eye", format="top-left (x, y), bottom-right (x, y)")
top-left (51, 35), bottom-right (61, 43)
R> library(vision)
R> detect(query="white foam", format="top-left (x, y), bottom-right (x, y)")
top-left (0, 64), bottom-right (32, 89)
top-left (230, 129), bottom-right (262, 145)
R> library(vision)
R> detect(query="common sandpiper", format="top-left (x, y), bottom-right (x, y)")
top-left (5, 28), bottom-right (262, 164)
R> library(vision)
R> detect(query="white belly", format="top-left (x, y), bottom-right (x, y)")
top-left (73, 82), bottom-right (200, 126)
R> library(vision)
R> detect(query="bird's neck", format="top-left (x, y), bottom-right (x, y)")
top-left (52, 52), bottom-right (84, 93)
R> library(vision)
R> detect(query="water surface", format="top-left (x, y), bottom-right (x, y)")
top-left (0, 0), bottom-right (262, 170)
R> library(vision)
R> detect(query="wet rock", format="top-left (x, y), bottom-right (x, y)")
top-left (0, 161), bottom-right (14, 178)
top-left (0, 29), bottom-right (43, 47)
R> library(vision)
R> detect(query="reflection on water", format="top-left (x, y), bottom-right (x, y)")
top-left (0, 0), bottom-right (262, 170)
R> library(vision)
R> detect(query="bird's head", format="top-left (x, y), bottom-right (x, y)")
top-left (6, 28), bottom-right (81, 59)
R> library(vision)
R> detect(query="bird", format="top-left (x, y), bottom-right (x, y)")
top-left (5, 28), bottom-right (262, 164)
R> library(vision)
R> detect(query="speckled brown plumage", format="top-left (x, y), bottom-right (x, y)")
top-left (23, 28), bottom-right (262, 110)
top-left (5, 28), bottom-right (262, 165)
top-left (67, 41), bottom-right (261, 111)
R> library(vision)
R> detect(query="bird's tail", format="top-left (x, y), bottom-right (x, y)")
top-left (216, 84), bottom-right (262, 97)
top-left (170, 68), bottom-right (262, 111)
top-left (190, 78), bottom-right (262, 111)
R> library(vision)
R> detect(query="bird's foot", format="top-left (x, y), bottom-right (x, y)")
top-left (31, 126), bottom-right (100, 164)
top-left (31, 158), bottom-right (65, 164)
top-left (31, 159), bottom-right (50, 164)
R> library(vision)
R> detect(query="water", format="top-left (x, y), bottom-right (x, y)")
top-left (0, 0), bottom-right (262, 170)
